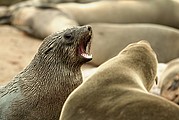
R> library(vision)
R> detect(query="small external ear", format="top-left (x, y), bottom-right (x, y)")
top-left (44, 42), bottom-right (56, 54)
top-left (44, 47), bottom-right (53, 54)
top-left (155, 76), bottom-right (158, 85)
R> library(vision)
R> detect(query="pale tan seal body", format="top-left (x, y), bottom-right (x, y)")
top-left (90, 23), bottom-right (179, 65)
top-left (160, 58), bottom-right (179, 105)
top-left (60, 41), bottom-right (179, 120)
top-left (2, 0), bottom-right (179, 39)
top-left (10, 6), bottom-right (78, 39)
top-left (56, 0), bottom-right (179, 28)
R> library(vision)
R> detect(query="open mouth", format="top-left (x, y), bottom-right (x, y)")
top-left (78, 30), bottom-right (92, 60)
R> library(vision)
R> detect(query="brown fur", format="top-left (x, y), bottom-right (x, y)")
top-left (60, 41), bottom-right (179, 120)
top-left (0, 25), bottom-right (92, 120)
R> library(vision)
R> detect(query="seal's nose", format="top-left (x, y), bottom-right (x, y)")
top-left (86, 25), bottom-right (92, 31)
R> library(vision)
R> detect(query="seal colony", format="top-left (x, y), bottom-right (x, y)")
top-left (0, 25), bottom-right (92, 120)
top-left (1, 0), bottom-right (179, 38)
top-left (60, 41), bottom-right (179, 120)
top-left (160, 58), bottom-right (179, 105)
top-left (56, 0), bottom-right (179, 27)
top-left (1, 1), bottom-right (178, 63)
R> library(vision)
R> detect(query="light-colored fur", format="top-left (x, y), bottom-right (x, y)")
top-left (60, 41), bottom-right (179, 120)
top-left (160, 58), bottom-right (179, 105)
top-left (56, 0), bottom-right (179, 28)
top-left (89, 23), bottom-right (179, 65)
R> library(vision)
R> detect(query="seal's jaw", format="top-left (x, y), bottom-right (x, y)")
top-left (78, 27), bottom-right (92, 61)
top-left (80, 44), bottom-right (92, 59)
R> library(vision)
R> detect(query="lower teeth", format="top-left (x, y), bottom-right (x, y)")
top-left (81, 53), bottom-right (92, 59)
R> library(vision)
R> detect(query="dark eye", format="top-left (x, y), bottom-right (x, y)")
top-left (64, 32), bottom-right (74, 41)
top-left (168, 79), bottom-right (179, 91)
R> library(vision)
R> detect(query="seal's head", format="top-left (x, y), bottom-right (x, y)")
top-left (160, 59), bottom-right (179, 105)
top-left (120, 40), bottom-right (158, 91)
top-left (37, 25), bottom-right (92, 66)
top-left (161, 74), bottom-right (179, 105)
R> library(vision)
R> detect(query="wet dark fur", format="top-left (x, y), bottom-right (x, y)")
top-left (0, 25), bottom-right (92, 120)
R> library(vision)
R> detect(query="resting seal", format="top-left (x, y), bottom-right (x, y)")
top-left (2, 0), bottom-right (179, 39)
top-left (10, 6), bottom-right (78, 39)
top-left (0, 3), bottom-right (78, 39)
top-left (60, 41), bottom-right (179, 120)
top-left (160, 58), bottom-right (179, 105)
top-left (56, 0), bottom-right (179, 28)
top-left (89, 23), bottom-right (179, 65)
top-left (0, 25), bottom-right (92, 120)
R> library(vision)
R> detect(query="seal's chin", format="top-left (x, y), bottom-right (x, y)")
top-left (78, 32), bottom-right (92, 61)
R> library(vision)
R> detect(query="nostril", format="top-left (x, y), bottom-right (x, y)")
top-left (87, 25), bottom-right (92, 31)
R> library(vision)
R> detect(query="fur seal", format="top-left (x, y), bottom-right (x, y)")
top-left (89, 23), bottom-right (179, 65)
top-left (160, 58), bottom-right (179, 105)
top-left (10, 6), bottom-right (78, 39)
top-left (0, 25), bottom-right (92, 120)
top-left (56, 0), bottom-right (179, 28)
top-left (60, 41), bottom-right (179, 120)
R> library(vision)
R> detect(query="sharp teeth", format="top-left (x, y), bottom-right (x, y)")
top-left (89, 31), bottom-right (92, 36)
top-left (81, 53), bottom-right (92, 59)
top-left (86, 41), bottom-right (91, 54)
top-left (87, 54), bottom-right (92, 58)
top-left (86, 43), bottom-right (89, 54)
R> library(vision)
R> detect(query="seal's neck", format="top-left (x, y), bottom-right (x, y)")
top-left (12, 56), bottom-right (83, 119)
top-left (18, 56), bottom-right (83, 98)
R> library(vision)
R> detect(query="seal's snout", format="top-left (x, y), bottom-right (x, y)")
top-left (87, 25), bottom-right (92, 31)
top-left (78, 25), bottom-right (93, 62)
top-left (83, 25), bottom-right (92, 34)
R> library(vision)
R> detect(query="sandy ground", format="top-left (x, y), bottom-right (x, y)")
top-left (0, 25), bottom-right (42, 85)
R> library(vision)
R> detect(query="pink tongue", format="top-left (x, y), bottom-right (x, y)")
top-left (80, 44), bottom-right (85, 54)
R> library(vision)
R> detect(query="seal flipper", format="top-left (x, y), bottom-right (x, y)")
top-left (13, 25), bottom-right (34, 36)
top-left (0, 6), bottom-right (11, 24)
top-left (0, 15), bottom-right (11, 24)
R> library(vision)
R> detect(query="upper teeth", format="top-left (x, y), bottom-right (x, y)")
top-left (89, 31), bottom-right (92, 36)
top-left (86, 41), bottom-right (91, 54)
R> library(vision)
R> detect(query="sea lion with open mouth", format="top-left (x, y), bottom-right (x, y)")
top-left (0, 25), bottom-right (92, 120)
